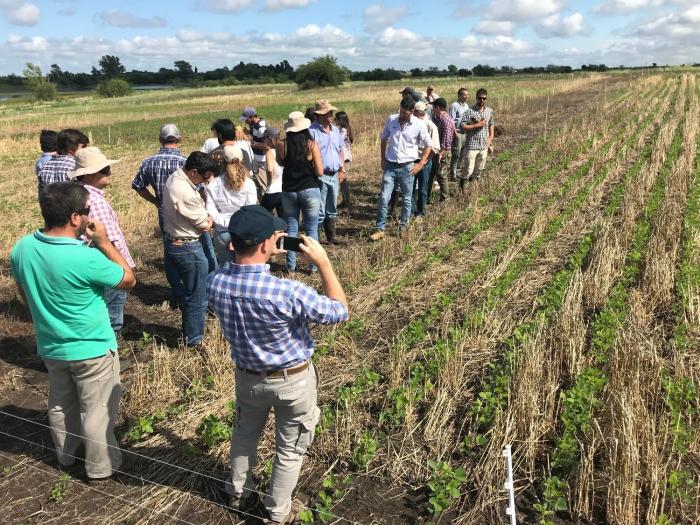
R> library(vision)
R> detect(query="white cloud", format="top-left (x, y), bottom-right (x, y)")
top-left (535, 12), bottom-right (584, 38)
top-left (459, 34), bottom-right (535, 61)
top-left (473, 20), bottom-right (514, 35)
top-left (7, 34), bottom-right (48, 52)
top-left (485, 0), bottom-right (562, 21)
top-left (377, 26), bottom-right (421, 46)
top-left (265, 0), bottom-right (314, 11)
top-left (100, 9), bottom-right (166, 28)
top-left (5, 2), bottom-right (40, 26)
top-left (363, 4), bottom-right (409, 33)
top-left (593, 0), bottom-right (663, 14)
top-left (197, 0), bottom-right (253, 13)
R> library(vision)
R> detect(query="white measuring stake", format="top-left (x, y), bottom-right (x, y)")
top-left (503, 444), bottom-right (517, 525)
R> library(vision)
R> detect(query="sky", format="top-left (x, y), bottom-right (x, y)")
top-left (0, 0), bottom-right (698, 75)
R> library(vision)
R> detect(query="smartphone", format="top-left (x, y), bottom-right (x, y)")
top-left (277, 236), bottom-right (304, 252)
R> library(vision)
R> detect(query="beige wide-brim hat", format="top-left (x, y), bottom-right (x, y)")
top-left (67, 146), bottom-right (120, 179)
top-left (313, 99), bottom-right (338, 115)
top-left (284, 111), bottom-right (311, 133)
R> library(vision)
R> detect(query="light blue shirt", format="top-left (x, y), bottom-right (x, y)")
top-left (380, 114), bottom-right (432, 164)
top-left (309, 122), bottom-right (343, 173)
top-left (35, 152), bottom-right (55, 177)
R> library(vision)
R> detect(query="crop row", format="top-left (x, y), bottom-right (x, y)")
top-left (377, 87), bottom-right (669, 431)
top-left (544, 85), bottom-right (687, 512)
top-left (381, 85), bottom-right (660, 304)
top-left (463, 85), bottom-right (672, 450)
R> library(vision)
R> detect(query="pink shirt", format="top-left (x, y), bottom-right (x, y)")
top-left (83, 184), bottom-right (135, 268)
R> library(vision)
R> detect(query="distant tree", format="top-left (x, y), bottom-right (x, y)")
top-left (457, 68), bottom-right (472, 77)
top-left (447, 64), bottom-right (458, 75)
top-left (472, 64), bottom-right (497, 77)
top-left (98, 55), bottom-right (125, 79)
top-left (410, 67), bottom-right (423, 78)
top-left (652, 62), bottom-right (657, 68)
top-left (96, 78), bottom-right (131, 98)
top-left (295, 55), bottom-right (347, 90)
top-left (174, 60), bottom-right (194, 81)
top-left (23, 62), bottom-right (57, 101)
top-left (499, 65), bottom-right (515, 74)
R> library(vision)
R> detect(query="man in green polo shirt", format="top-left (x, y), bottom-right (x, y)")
top-left (10, 182), bottom-right (136, 482)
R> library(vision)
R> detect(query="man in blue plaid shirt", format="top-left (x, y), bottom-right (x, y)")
top-left (37, 129), bottom-right (89, 196)
top-left (207, 205), bottom-right (348, 524)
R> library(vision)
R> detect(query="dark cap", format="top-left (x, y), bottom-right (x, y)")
top-left (240, 107), bottom-right (257, 121)
top-left (262, 126), bottom-right (280, 139)
top-left (228, 205), bottom-right (287, 246)
top-left (432, 97), bottom-right (448, 109)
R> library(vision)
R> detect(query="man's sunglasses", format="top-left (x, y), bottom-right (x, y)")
top-left (477, 96), bottom-right (487, 100)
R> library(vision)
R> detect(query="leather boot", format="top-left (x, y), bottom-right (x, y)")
top-left (339, 179), bottom-right (352, 212)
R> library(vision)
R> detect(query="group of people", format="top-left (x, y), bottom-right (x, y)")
top-left (13, 84), bottom-right (495, 523)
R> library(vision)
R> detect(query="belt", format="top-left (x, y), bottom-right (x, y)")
top-left (169, 236), bottom-right (200, 245)
top-left (323, 169), bottom-right (339, 175)
top-left (386, 160), bottom-right (416, 168)
top-left (236, 360), bottom-right (310, 378)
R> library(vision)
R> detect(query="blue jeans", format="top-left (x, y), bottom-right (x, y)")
top-left (200, 231), bottom-right (218, 273)
top-left (318, 173), bottom-right (339, 223)
top-left (164, 238), bottom-right (209, 346)
top-left (375, 162), bottom-right (415, 230)
top-left (281, 188), bottom-right (321, 270)
top-left (103, 288), bottom-right (126, 334)
top-left (158, 209), bottom-right (185, 302)
top-left (213, 230), bottom-right (234, 266)
top-left (412, 159), bottom-right (432, 216)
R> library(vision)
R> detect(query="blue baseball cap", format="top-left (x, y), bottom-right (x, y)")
top-left (240, 107), bottom-right (257, 121)
top-left (228, 205), bottom-right (287, 246)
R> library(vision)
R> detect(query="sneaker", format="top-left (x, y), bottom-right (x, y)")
top-left (264, 494), bottom-right (310, 524)
top-left (369, 230), bottom-right (385, 241)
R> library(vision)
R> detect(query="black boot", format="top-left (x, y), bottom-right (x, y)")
top-left (324, 218), bottom-right (344, 244)
top-left (339, 178), bottom-right (352, 212)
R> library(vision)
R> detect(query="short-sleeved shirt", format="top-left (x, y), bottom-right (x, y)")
top-left (250, 119), bottom-right (267, 163)
top-left (10, 231), bottom-right (124, 361)
top-left (380, 114), bottom-right (432, 164)
top-left (37, 155), bottom-right (75, 195)
top-left (131, 147), bottom-right (186, 205)
top-left (207, 263), bottom-right (348, 371)
top-left (309, 122), bottom-right (343, 173)
top-left (461, 105), bottom-right (495, 151)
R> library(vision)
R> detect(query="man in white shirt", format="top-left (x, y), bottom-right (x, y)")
top-left (370, 98), bottom-right (432, 241)
top-left (449, 87), bottom-right (470, 182)
top-left (162, 151), bottom-right (217, 347)
top-left (412, 102), bottom-right (439, 217)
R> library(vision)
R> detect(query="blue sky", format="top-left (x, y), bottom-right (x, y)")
top-left (0, 0), bottom-right (698, 75)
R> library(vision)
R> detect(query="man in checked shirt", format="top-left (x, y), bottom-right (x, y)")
top-left (207, 205), bottom-right (348, 524)
top-left (69, 147), bottom-right (135, 335)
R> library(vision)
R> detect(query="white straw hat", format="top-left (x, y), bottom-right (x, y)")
top-left (284, 111), bottom-right (311, 133)
top-left (67, 147), bottom-right (120, 179)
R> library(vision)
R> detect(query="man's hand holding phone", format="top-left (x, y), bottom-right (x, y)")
top-left (297, 234), bottom-right (331, 269)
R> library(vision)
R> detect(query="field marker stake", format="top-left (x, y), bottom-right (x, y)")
top-left (502, 444), bottom-right (517, 525)
top-left (544, 94), bottom-right (550, 143)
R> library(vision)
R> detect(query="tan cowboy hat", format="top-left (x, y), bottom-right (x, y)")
top-left (284, 111), bottom-right (311, 133)
top-left (313, 99), bottom-right (338, 115)
top-left (67, 147), bottom-right (120, 179)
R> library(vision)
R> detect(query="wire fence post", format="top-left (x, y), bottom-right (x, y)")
top-left (544, 94), bottom-right (550, 144)
top-left (503, 444), bottom-right (517, 525)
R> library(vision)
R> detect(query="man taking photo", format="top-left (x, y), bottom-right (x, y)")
top-left (207, 205), bottom-right (348, 524)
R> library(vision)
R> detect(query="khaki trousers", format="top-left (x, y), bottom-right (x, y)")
top-left (227, 362), bottom-right (320, 522)
top-left (462, 148), bottom-right (488, 180)
top-left (43, 351), bottom-right (122, 479)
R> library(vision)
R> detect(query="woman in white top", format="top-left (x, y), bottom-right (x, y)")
top-left (205, 144), bottom-right (257, 264)
top-left (261, 127), bottom-right (284, 217)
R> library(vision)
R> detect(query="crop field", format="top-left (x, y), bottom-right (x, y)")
top-left (0, 71), bottom-right (698, 524)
